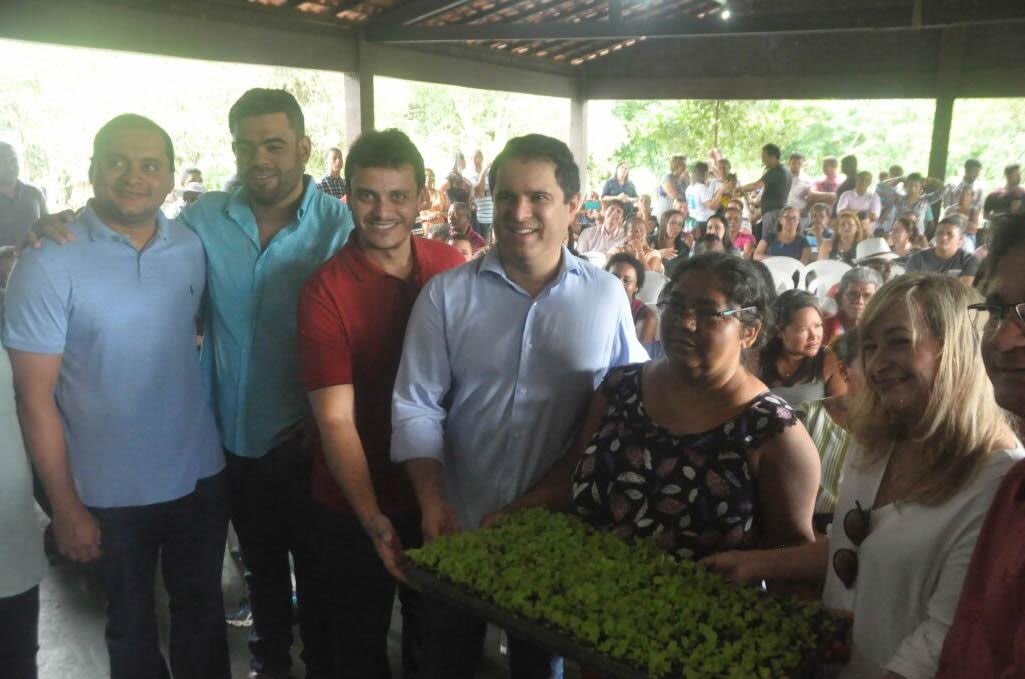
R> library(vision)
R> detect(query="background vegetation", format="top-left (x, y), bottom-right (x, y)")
top-left (2, 38), bottom-right (1022, 210)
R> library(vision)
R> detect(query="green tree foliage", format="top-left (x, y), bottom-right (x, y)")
top-left (608, 98), bottom-right (946, 183)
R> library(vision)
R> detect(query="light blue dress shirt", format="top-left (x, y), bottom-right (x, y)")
top-left (2, 206), bottom-right (223, 508)
top-left (180, 176), bottom-right (354, 458)
top-left (391, 247), bottom-right (649, 529)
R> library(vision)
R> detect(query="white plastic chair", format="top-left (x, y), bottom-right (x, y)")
top-left (801, 259), bottom-right (851, 291)
top-left (808, 271), bottom-right (847, 301)
top-left (636, 270), bottom-right (668, 306)
top-left (761, 256), bottom-right (803, 293)
top-left (581, 251), bottom-right (607, 269)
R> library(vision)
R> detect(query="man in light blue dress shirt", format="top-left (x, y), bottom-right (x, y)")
top-left (391, 134), bottom-right (648, 679)
top-left (5, 114), bottom-right (229, 679)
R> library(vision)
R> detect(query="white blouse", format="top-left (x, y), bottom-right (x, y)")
top-left (0, 334), bottom-right (47, 597)
top-left (822, 442), bottom-right (1024, 679)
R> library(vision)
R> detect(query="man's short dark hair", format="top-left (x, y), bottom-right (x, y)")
top-left (789, 152), bottom-right (804, 161)
top-left (905, 172), bottom-right (924, 185)
top-left (604, 199), bottom-right (626, 214)
top-left (984, 214), bottom-right (1025, 284)
top-left (965, 158), bottom-right (981, 170)
top-left (344, 128), bottom-right (425, 196)
top-left (327, 146), bottom-right (343, 157)
top-left (762, 144), bottom-right (781, 159)
top-left (841, 155), bottom-right (858, 175)
top-left (91, 114), bottom-right (175, 176)
top-left (449, 201), bottom-right (469, 214)
top-left (938, 213), bottom-right (967, 232)
top-left (1006, 164), bottom-right (1021, 177)
top-left (488, 134), bottom-right (580, 203)
top-left (228, 88), bottom-right (305, 137)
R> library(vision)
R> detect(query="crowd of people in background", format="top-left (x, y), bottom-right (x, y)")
top-left (0, 88), bottom-right (1024, 679)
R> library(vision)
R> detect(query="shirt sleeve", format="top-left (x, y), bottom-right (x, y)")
top-left (959, 254), bottom-right (980, 278)
top-left (296, 274), bottom-right (352, 392)
top-left (871, 193), bottom-right (882, 217)
top-left (391, 278), bottom-right (452, 465)
top-left (601, 179), bottom-right (615, 197)
top-left (1, 250), bottom-right (69, 355)
top-left (885, 467), bottom-right (1009, 679)
top-left (837, 191), bottom-right (850, 211)
top-left (905, 252), bottom-right (924, 273)
top-left (576, 228), bottom-right (596, 253)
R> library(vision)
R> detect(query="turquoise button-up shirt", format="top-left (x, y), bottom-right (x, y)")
top-left (181, 176), bottom-right (354, 458)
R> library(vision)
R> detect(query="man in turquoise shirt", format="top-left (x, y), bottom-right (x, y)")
top-left (185, 89), bottom-right (353, 679)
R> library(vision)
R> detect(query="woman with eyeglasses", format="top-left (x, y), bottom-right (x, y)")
top-left (936, 216), bottom-right (1025, 678)
top-left (759, 290), bottom-right (846, 406)
top-left (483, 253), bottom-right (819, 569)
top-left (705, 273), bottom-right (1021, 679)
top-left (753, 206), bottom-right (812, 264)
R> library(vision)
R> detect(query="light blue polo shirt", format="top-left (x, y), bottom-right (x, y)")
top-left (180, 175), bottom-right (353, 458)
top-left (2, 206), bottom-right (224, 508)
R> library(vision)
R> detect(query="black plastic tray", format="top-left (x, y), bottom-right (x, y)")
top-left (406, 560), bottom-right (836, 679)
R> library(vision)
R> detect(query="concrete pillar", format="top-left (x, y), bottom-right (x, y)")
top-left (570, 94), bottom-right (589, 195)
top-left (344, 39), bottom-right (375, 150)
top-left (928, 26), bottom-right (964, 181)
top-left (928, 96), bottom-right (954, 181)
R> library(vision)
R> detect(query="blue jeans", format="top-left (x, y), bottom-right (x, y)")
top-left (89, 472), bottom-right (230, 679)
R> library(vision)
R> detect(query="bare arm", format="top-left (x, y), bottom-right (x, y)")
top-left (10, 349), bottom-right (102, 562)
top-left (755, 423), bottom-right (819, 550)
top-left (800, 246), bottom-right (812, 265)
top-left (818, 239), bottom-right (834, 261)
top-left (661, 178), bottom-right (680, 201)
top-left (753, 239), bottom-right (770, 261)
top-left (823, 350), bottom-right (847, 398)
top-left (308, 384), bottom-right (409, 579)
top-left (739, 179), bottom-right (765, 194)
top-left (404, 458), bottom-right (458, 540)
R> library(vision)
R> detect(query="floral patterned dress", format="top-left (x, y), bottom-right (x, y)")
top-left (571, 364), bottom-right (798, 561)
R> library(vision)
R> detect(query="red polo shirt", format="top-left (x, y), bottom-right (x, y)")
top-left (297, 235), bottom-right (465, 517)
top-left (935, 459), bottom-right (1025, 678)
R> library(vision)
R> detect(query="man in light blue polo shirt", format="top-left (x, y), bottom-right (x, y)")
top-left (29, 89), bottom-right (354, 679)
top-left (391, 134), bottom-right (648, 679)
top-left (4, 114), bottom-right (229, 679)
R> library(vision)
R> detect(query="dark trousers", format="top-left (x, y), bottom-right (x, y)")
top-left (226, 437), bottom-right (326, 677)
top-left (313, 506), bottom-right (423, 678)
top-left (421, 601), bottom-right (561, 679)
top-left (0, 585), bottom-right (40, 679)
top-left (89, 472), bottom-right (230, 679)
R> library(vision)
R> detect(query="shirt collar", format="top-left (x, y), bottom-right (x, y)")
top-left (226, 174), bottom-right (319, 231)
top-left (342, 234), bottom-right (423, 284)
top-left (82, 203), bottom-right (172, 245)
top-left (478, 245), bottom-right (582, 287)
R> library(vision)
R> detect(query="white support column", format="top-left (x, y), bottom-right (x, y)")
top-left (344, 38), bottom-right (375, 150)
top-left (570, 93), bottom-right (589, 195)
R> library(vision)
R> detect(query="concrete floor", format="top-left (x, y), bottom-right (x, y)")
top-left (35, 525), bottom-right (516, 679)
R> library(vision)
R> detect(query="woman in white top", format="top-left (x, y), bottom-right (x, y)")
top-left (0, 303), bottom-right (48, 678)
top-left (704, 273), bottom-right (1022, 679)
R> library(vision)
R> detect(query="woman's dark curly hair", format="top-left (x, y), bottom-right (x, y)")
top-left (663, 252), bottom-right (774, 354)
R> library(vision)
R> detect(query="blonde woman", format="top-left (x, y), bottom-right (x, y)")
top-left (819, 209), bottom-right (864, 265)
top-left (419, 168), bottom-right (445, 227)
top-left (704, 273), bottom-right (1022, 679)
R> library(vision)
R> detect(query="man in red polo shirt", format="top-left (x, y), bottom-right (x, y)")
top-left (297, 128), bottom-right (464, 678)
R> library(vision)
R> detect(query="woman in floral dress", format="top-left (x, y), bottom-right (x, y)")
top-left (488, 252), bottom-right (820, 563)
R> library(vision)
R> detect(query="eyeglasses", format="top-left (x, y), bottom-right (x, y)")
top-left (832, 501), bottom-right (871, 589)
top-left (655, 299), bottom-right (757, 327)
top-left (967, 302), bottom-right (1025, 333)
